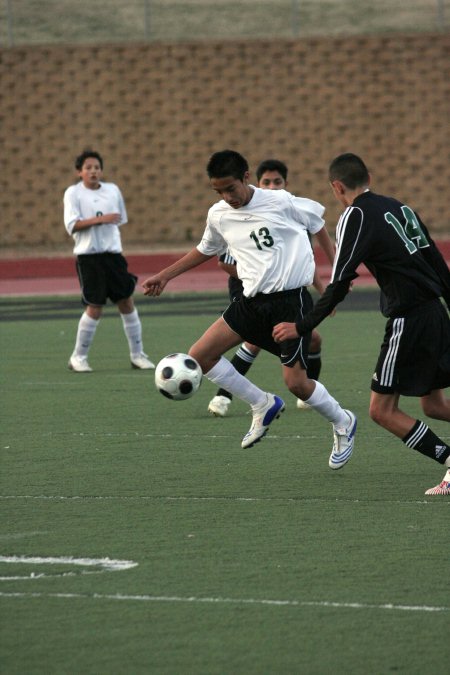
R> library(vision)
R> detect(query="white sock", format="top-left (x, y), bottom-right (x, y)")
top-left (304, 380), bottom-right (349, 427)
top-left (73, 312), bottom-right (98, 357)
top-left (121, 309), bottom-right (143, 357)
top-left (206, 356), bottom-right (267, 407)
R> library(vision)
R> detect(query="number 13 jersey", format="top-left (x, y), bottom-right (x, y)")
top-left (197, 187), bottom-right (325, 298)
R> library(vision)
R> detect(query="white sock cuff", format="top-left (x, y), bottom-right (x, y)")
top-left (121, 309), bottom-right (139, 326)
top-left (205, 356), bottom-right (227, 380)
top-left (81, 313), bottom-right (99, 328)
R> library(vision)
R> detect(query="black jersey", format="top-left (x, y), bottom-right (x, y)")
top-left (296, 191), bottom-right (450, 335)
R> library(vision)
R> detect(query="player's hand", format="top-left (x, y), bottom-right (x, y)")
top-left (101, 213), bottom-right (122, 224)
top-left (272, 322), bottom-right (299, 342)
top-left (142, 274), bottom-right (168, 296)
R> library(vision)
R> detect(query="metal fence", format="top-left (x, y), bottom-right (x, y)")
top-left (1, 0), bottom-right (448, 47)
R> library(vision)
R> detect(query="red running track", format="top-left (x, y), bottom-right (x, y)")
top-left (1, 242), bottom-right (449, 296)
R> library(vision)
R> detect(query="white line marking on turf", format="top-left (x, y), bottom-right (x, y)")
top-left (0, 494), bottom-right (447, 505)
top-left (0, 555), bottom-right (138, 580)
top-left (0, 531), bottom-right (48, 540)
top-left (0, 591), bottom-right (447, 613)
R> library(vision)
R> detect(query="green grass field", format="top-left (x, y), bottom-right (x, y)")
top-left (1, 293), bottom-right (449, 675)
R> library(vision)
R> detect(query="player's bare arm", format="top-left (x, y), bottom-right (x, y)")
top-left (218, 260), bottom-right (239, 278)
top-left (314, 226), bottom-right (335, 267)
top-left (72, 213), bottom-right (122, 231)
top-left (142, 248), bottom-right (213, 296)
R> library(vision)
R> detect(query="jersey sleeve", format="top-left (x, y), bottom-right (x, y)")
top-left (219, 250), bottom-right (237, 265)
top-left (289, 195), bottom-right (325, 234)
top-left (63, 186), bottom-right (80, 235)
top-left (116, 186), bottom-right (128, 226)
top-left (197, 209), bottom-right (228, 257)
top-left (295, 206), bottom-right (368, 335)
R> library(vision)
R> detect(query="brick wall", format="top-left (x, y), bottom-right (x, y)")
top-left (1, 33), bottom-right (449, 252)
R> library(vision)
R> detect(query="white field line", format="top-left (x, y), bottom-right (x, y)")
top-left (0, 494), bottom-right (447, 505)
top-left (0, 555), bottom-right (138, 580)
top-left (0, 590), bottom-right (448, 613)
top-left (0, 555), bottom-right (137, 570)
top-left (6, 431), bottom-right (449, 446)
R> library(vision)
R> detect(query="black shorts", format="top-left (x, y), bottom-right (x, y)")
top-left (371, 299), bottom-right (450, 396)
top-left (76, 252), bottom-right (138, 306)
top-left (222, 287), bottom-right (313, 368)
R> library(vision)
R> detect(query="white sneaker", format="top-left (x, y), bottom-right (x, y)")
top-left (241, 394), bottom-right (285, 449)
top-left (68, 354), bottom-right (92, 373)
top-left (329, 410), bottom-right (357, 470)
top-left (424, 469), bottom-right (450, 495)
top-left (296, 398), bottom-right (311, 410)
top-left (208, 395), bottom-right (232, 417)
top-left (131, 352), bottom-right (155, 369)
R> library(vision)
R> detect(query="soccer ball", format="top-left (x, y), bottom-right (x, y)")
top-left (154, 353), bottom-right (202, 401)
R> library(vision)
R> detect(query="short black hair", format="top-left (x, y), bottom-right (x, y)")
top-left (256, 159), bottom-right (288, 182)
top-left (328, 153), bottom-right (369, 189)
top-left (75, 150), bottom-right (103, 171)
top-left (206, 150), bottom-right (249, 180)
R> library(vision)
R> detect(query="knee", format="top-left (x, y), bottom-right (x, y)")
top-left (368, 399), bottom-right (386, 427)
top-left (310, 330), bottom-right (322, 352)
top-left (117, 297), bottom-right (134, 313)
top-left (421, 398), bottom-right (447, 420)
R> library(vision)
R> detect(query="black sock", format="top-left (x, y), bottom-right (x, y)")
top-left (216, 344), bottom-right (257, 400)
top-left (403, 420), bottom-right (450, 464)
top-left (306, 350), bottom-right (322, 380)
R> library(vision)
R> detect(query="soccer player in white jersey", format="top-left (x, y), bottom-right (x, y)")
top-left (64, 150), bottom-right (155, 372)
top-left (208, 158), bottom-right (328, 417)
top-left (143, 150), bottom-right (356, 467)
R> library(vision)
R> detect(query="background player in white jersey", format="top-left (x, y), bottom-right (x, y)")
top-left (143, 150), bottom-right (356, 468)
top-left (208, 158), bottom-right (330, 417)
top-left (64, 150), bottom-right (155, 373)
top-left (273, 153), bottom-right (450, 495)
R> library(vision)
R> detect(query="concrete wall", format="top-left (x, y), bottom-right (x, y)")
top-left (1, 33), bottom-right (449, 253)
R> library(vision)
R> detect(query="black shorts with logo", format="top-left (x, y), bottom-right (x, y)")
top-left (76, 252), bottom-right (138, 306)
top-left (222, 287), bottom-right (313, 368)
top-left (371, 298), bottom-right (450, 396)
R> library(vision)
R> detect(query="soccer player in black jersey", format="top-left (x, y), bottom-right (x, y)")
top-left (273, 153), bottom-right (450, 495)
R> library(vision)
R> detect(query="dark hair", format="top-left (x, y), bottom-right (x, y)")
top-left (256, 158), bottom-right (288, 182)
top-left (328, 153), bottom-right (369, 189)
top-left (75, 150), bottom-right (103, 171)
top-left (206, 150), bottom-right (249, 180)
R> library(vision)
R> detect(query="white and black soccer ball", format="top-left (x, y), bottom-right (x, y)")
top-left (154, 353), bottom-right (202, 401)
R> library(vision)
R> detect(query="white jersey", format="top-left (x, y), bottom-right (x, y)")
top-left (63, 181), bottom-right (127, 255)
top-left (197, 186), bottom-right (325, 297)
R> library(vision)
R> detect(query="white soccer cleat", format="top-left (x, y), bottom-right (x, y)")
top-left (241, 394), bottom-right (285, 449)
top-left (208, 395), bottom-right (232, 417)
top-left (131, 352), bottom-right (155, 370)
top-left (424, 470), bottom-right (450, 495)
top-left (296, 398), bottom-right (311, 410)
top-left (329, 409), bottom-right (357, 470)
top-left (68, 354), bottom-right (93, 373)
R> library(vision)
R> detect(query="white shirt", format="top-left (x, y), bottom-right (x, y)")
top-left (197, 187), bottom-right (325, 297)
top-left (64, 181), bottom-right (127, 255)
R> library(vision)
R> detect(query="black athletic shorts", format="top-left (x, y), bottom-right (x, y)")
top-left (76, 252), bottom-right (138, 306)
top-left (222, 287), bottom-right (313, 368)
top-left (371, 298), bottom-right (450, 396)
